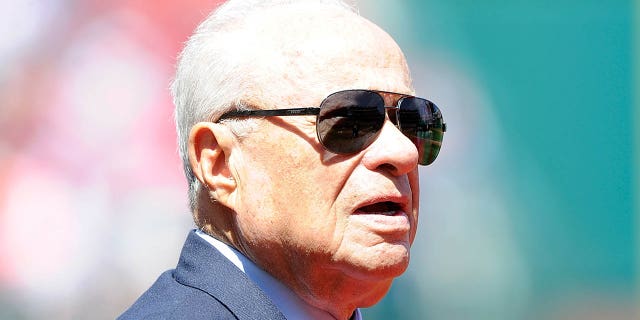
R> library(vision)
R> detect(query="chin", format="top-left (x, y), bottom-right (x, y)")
top-left (349, 242), bottom-right (411, 279)
top-left (372, 255), bottom-right (410, 277)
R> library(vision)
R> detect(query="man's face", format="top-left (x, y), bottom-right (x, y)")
top-left (225, 6), bottom-right (419, 307)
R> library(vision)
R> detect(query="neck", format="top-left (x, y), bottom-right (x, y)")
top-left (264, 262), bottom-right (393, 320)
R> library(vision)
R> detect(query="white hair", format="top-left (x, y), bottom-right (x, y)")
top-left (172, 0), bottom-right (358, 212)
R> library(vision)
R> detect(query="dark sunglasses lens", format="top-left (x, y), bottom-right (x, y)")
top-left (398, 97), bottom-right (445, 165)
top-left (317, 91), bottom-right (385, 154)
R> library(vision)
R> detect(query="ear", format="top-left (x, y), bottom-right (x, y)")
top-left (188, 122), bottom-right (238, 207)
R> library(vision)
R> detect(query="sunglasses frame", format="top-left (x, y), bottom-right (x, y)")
top-left (217, 89), bottom-right (446, 165)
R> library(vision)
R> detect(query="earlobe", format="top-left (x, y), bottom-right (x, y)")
top-left (188, 122), bottom-right (238, 207)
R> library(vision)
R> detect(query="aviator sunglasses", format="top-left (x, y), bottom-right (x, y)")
top-left (218, 89), bottom-right (447, 165)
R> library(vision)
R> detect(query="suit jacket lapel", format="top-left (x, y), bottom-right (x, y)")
top-left (174, 230), bottom-right (286, 320)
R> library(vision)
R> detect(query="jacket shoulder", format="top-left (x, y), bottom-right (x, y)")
top-left (118, 270), bottom-right (236, 320)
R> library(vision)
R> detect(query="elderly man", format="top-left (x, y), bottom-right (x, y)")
top-left (120, 0), bottom-right (445, 319)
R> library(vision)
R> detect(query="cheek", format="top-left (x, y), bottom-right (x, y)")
top-left (408, 169), bottom-right (420, 244)
top-left (235, 126), bottom-right (348, 247)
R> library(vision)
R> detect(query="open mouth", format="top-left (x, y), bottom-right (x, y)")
top-left (356, 201), bottom-right (402, 216)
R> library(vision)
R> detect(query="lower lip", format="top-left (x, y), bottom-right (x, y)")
top-left (351, 210), bottom-right (411, 234)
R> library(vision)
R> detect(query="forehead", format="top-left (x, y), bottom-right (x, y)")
top-left (233, 4), bottom-right (413, 107)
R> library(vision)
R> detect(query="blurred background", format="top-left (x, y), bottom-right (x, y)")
top-left (0, 0), bottom-right (636, 319)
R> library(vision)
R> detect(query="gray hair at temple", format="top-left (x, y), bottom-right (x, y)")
top-left (171, 0), bottom-right (358, 212)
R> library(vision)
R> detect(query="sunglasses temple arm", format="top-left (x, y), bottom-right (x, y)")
top-left (219, 107), bottom-right (320, 119)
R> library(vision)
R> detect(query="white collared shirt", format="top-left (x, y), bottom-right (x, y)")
top-left (195, 230), bottom-right (362, 320)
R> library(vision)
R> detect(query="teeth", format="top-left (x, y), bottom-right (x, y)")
top-left (359, 201), bottom-right (400, 214)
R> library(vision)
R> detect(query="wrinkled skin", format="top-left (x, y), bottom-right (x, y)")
top-left (189, 4), bottom-right (421, 320)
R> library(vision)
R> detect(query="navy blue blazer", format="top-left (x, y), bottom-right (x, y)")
top-left (118, 230), bottom-right (286, 319)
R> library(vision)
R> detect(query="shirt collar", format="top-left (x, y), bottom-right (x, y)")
top-left (195, 230), bottom-right (362, 320)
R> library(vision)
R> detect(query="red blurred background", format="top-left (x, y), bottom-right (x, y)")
top-left (0, 1), bottom-right (223, 318)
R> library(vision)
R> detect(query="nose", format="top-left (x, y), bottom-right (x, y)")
top-left (361, 119), bottom-right (419, 175)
